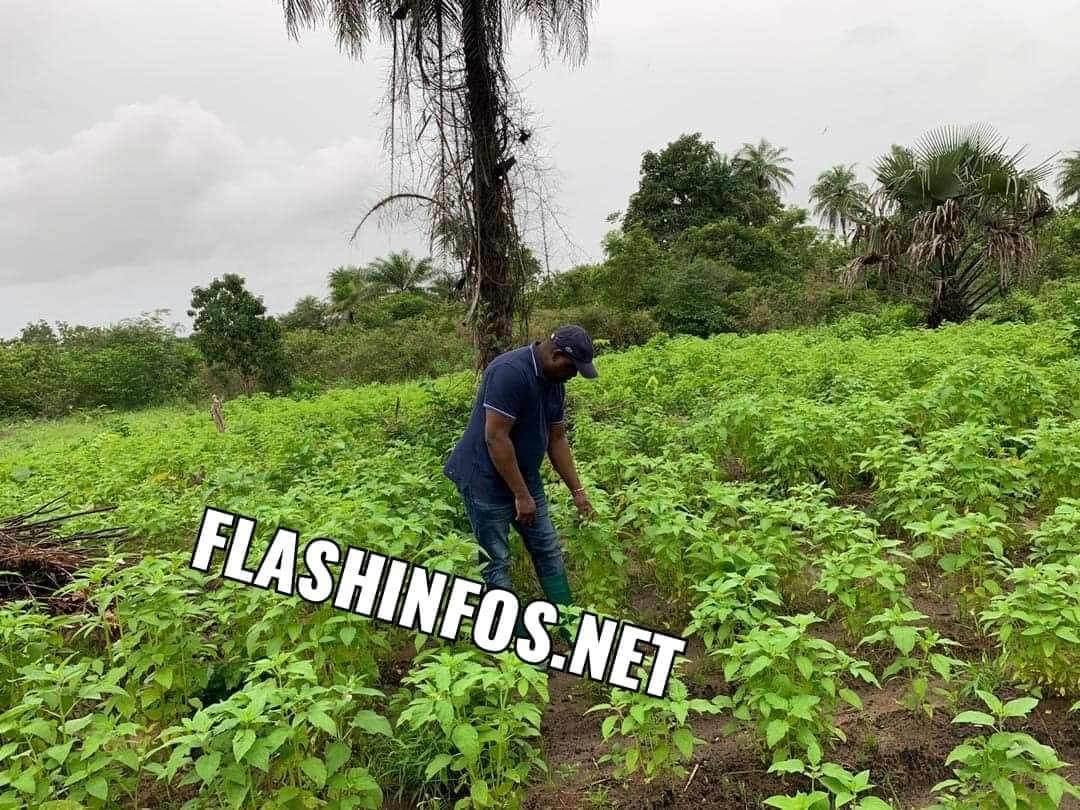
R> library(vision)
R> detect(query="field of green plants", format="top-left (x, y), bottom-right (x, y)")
top-left (3, 316), bottom-right (1080, 809)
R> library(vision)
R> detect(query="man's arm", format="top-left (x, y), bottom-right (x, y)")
top-left (484, 409), bottom-right (537, 525)
top-left (548, 422), bottom-right (595, 518)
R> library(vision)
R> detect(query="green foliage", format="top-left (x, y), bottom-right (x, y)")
top-left (685, 560), bottom-right (782, 652)
top-left (813, 536), bottom-right (911, 637)
top-left (850, 125), bottom-right (1055, 327)
top-left (188, 274), bottom-right (290, 392)
top-left (979, 563), bottom-right (1080, 694)
top-left (0, 313), bottom-right (201, 416)
top-left (278, 295), bottom-right (330, 331)
top-left (713, 614), bottom-right (878, 765)
top-left (929, 691), bottom-right (1080, 809)
top-left (587, 667), bottom-right (718, 783)
top-left (765, 760), bottom-right (893, 810)
top-left (153, 652), bottom-right (387, 809)
top-left (652, 257), bottom-right (749, 336)
top-left (858, 606), bottom-right (964, 719)
top-left (391, 649), bottom-right (548, 808)
top-left (4, 312), bottom-right (1080, 808)
top-left (623, 133), bottom-right (781, 246)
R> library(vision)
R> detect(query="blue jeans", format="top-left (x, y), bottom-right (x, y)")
top-left (458, 486), bottom-right (566, 590)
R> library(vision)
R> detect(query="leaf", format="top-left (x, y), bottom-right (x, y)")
top-left (601, 715), bottom-right (617, 739)
top-left (351, 709), bottom-right (393, 737)
top-left (766, 719), bottom-right (790, 748)
top-left (44, 740), bottom-right (74, 765)
top-left (1002, 697), bottom-right (1038, 718)
top-left (993, 776), bottom-right (1017, 810)
top-left (672, 728), bottom-right (695, 759)
top-left (768, 759), bottom-right (806, 775)
top-left (307, 708), bottom-right (337, 736)
top-left (325, 741), bottom-right (351, 776)
top-left (195, 751), bottom-right (221, 784)
top-left (153, 667), bottom-right (174, 690)
top-left (340, 626), bottom-right (357, 646)
top-left (471, 779), bottom-right (491, 806)
top-left (795, 656), bottom-right (814, 681)
top-left (300, 756), bottom-right (327, 788)
top-left (425, 754), bottom-right (453, 780)
top-left (86, 776), bottom-right (108, 801)
top-left (452, 723), bottom-right (480, 763)
top-left (11, 770), bottom-right (36, 795)
top-left (232, 729), bottom-right (256, 763)
top-left (839, 688), bottom-right (863, 710)
top-left (889, 626), bottom-right (917, 655)
top-left (952, 711), bottom-right (995, 727)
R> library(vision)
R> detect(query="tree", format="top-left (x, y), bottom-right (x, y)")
top-left (326, 265), bottom-right (381, 325)
top-left (809, 164), bottom-right (869, 243)
top-left (18, 320), bottom-right (58, 345)
top-left (846, 125), bottom-right (1054, 327)
top-left (734, 138), bottom-right (794, 197)
top-left (365, 250), bottom-right (434, 293)
top-left (187, 274), bottom-right (290, 392)
top-left (1059, 150), bottom-right (1080, 206)
top-left (281, 0), bottom-right (596, 368)
top-left (279, 295), bottom-right (329, 331)
top-left (623, 133), bottom-right (779, 246)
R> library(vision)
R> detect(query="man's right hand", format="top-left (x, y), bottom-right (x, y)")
top-left (514, 492), bottom-right (537, 526)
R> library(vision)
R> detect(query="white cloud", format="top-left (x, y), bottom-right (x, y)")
top-left (0, 96), bottom-right (385, 286)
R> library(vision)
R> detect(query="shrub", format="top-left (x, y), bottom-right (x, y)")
top-left (979, 563), bottom-right (1080, 694)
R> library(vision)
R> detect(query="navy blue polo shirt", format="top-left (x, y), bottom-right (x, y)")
top-left (443, 342), bottom-right (566, 503)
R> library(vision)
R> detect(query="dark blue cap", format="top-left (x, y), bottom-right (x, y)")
top-left (550, 324), bottom-right (598, 379)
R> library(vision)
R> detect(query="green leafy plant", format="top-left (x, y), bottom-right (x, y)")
top-left (929, 691), bottom-right (1080, 809)
top-left (391, 649), bottom-right (548, 809)
top-left (858, 605), bottom-right (964, 718)
top-left (979, 563), bottom-right (1080, 694)
top-left (713, 614), bottom-right (878, 765)
top-left (814, 536), bottom-right (911, 637)
top-left (684, 559), bottom-right (782, 652)
top-left (0, 657), bottom-right (142, 808)
top-left (152, 652), bottom-right (387, 809)
top-left (587, 665), bottom-right (718, 783)
top-left (765, 759), bottom-right (894, 809)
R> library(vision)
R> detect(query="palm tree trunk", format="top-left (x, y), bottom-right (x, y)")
top-left (462, 0), bottom-right (513, 368)
top-left (927, 271), bottom-right (972, 327)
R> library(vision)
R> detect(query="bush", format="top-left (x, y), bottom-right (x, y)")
top-left (652, 258), bottom-right (751, 337)
top-left (528, 305), bottom-right (659, 350)
top-left (0, 316), bottom-right (201, 417)
top-left (282, 309), bottom-right (473, 385)
top-left (974, 291), bottom-right (1045, 324)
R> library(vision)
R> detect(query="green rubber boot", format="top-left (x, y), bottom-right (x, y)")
top-left (538, 571), bottom-right (574, 644)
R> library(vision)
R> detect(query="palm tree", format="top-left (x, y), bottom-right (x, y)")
top-left (846, 125), bottom-right (1054, 327)
top-left (1058, 151), bottom-right (1080, 206)
top-left (327, 265), bottom-right (380, 325)
top-left (365, 250), bottom-right (434, 293)
top-left (809, 164), bottom-right (869, 243)
top-left (281, 0), bottom-right (596, 367)
top-left (733, 138), bottom-right (794, 197)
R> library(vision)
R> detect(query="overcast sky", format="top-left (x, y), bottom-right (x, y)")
top-left (2, 0), bottom-right (1077, 337)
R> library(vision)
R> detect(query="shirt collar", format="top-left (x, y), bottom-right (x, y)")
top-left (529, 342), bottom-right (544, 379)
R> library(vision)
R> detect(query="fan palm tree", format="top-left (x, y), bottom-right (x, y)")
top-left (846, 125), bottom-right (1054, 327)
top-left (1058, 150), bottom-right (1080, 206)
top-left (365, 251), bottom-right (434, 293)
top-left (281, 0), bottom-right (596, 367)
top-left (809, 164), bottom-right (869, 243)
top-left (733, 138), bottom-right (794, 197)
top-left (327, 265), bottom-right (380, 325)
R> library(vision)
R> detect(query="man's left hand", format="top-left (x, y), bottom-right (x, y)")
top-left (572, 489), bottom-right (596, 519)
